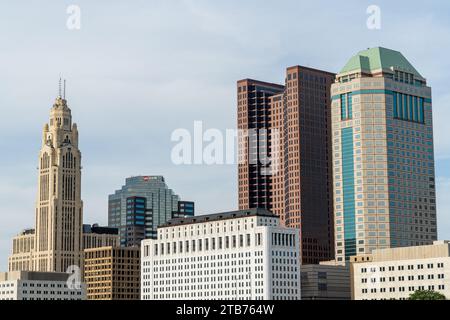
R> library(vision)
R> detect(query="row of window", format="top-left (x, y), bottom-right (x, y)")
top-left (361, 262), bottom-right (444, 273)
top-left (148, 233), bottom-right (264, 257)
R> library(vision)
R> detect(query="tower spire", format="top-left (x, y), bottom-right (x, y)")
top-left (58, 77), bottom-right (62, 98)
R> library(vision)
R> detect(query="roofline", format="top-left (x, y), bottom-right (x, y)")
top-left (159, 208), bottom-right (278, 228)
top-left (286, 65), bottom-right (336, 76)
top-left (237, 78), bottom-right (285, 89)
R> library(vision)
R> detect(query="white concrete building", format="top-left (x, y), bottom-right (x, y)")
top-left (351, 241), bottom-right (450, 300)
top-left (0, 271), bottom-right (86, 300)
top-left (141, 208), bottom-right (301, 300)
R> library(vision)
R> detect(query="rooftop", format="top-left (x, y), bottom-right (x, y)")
top-left (83, 224), bottom-right (118, 235)
top-left (351, 241), bottom-right (450, 263)
top-left (159, 208), bottom-right (277, 228)
top-left (0, 271), bottom-right (71, 282)
top-left (340, 47), bottom-right (423, 79)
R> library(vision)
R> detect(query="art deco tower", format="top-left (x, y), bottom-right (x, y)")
top-left (33, 92), bottom-right (83, 272)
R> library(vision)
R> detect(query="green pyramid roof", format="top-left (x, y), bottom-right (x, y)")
top-left (340, 47), bottom-right (423, 78)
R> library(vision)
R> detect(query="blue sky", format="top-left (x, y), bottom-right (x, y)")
top-left (1, 0), bottom-right (450, 270)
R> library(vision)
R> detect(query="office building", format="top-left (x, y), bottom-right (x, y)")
top-left (141, 208), bottom-right (301, 300)
top-left (84, 246), bottom-right (140, 300)
top-left (237, 66), bottom-right (335, 264)
top-left (351, 241), bottom-right (450, 300)
top-left (8, 229), bottom-right (35, 272)
top-left (0, 271), bottom-right (86, 300)
top-left (300, 263), bottom-right (351, 300)
top-left (108, 176), bottom-right (194, 246)
top-left (174, 201), bottom-right (195, 218)
top-left (8, 90), bottom-right (84, 273)
top-left (9, 224), bottom-right (119, 272)
top-left (331, 47), bottom-right (437, 263)
top-left (82, 224), bottom-right (119, 249)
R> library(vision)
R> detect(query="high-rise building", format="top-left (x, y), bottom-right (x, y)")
top-left (0, 271), bottom-right (86, 301)
top-left (108, 176), bottom-right (194, 246)
top-left (84, 246), bottom-right (140, 300)
top-left (351, 241), bottom-right (450, 300)
top-left (8, 92), bottom-right (84, 273)
top-left (141, 208), bottom-right (301, 300)
top-left (7, 88), bottom-right (122, 273)
top-left (331, 47), bottom-right (437, 263)
top-left (237, 66), bottom-right (335, 264)
top-left (237, 80), bottom-right (285, 212)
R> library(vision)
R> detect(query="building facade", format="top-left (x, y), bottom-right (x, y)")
top-left (9, 224), bottom-right (118, 272)
top-left (174, 201), bottom-right (195, 218)
top-left (84, 246), bottom-right (140, 300)
top-left (8, 229), bottom-right (35, 272)
top-left (141, 208), bottom-right (301, 300)
top-left (351, 241), bottom-right (450, 300)
top-left (300, 263), bottom-right (351, 300)
top-left (331, 47), bottom-right (437, 263)
top-left (0, 271), bottom-right (86, 301)
top-left (108, 176), bottom-right (194, 247)
top-left (8, 93), bottom-right (84, 273)
top-left (237, 66), bottom-right (335, 264)
top-left (82, 224), bottom-right (119, 250)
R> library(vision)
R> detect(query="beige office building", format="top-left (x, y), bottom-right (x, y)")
top-left (331, 47), bottom-right (437, 264)
top-left (7, 90), bottom-right (121, 274)
top-left (84, 246), bottom-right (140, 300)
top-left (351, 240), bottom-right (450, 300)
top-left (8, 92), bottom-right (84, 273)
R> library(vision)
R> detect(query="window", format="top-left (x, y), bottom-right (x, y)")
top-left (341, 93), bottom-right (353, 120)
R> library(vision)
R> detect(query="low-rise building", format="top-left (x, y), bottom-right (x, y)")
top-left (82, 224), bottom-right (119, 249)
top-left (301, 263), bottom-right (351, 300)
top-left (141, 208), bottom-right (301, 300)
top-left (351, 241), bottom-right (450, 300)
top-left (84, 246), bottom-right (140, 300)
top-left (8, 229), bottom-right (35, 272)
top-left (9, 224), bottom-right (120, 272)
top-left (0, 271), bottom-right (86, 300)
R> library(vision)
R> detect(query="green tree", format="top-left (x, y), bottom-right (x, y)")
top-left (409, 290), bottom-right (446, 300)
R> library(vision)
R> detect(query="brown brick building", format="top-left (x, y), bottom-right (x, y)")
top-left (84, 246), bottom-right (140, 300)
top-left (237, 66), bottom-right (335, 264)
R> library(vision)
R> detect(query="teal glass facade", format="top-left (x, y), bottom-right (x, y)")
top-left (342, 127), bottom-right (356, 260)
top-left (392, 92), bottom-right (425, 124)
top-left (340, 93), bottom-right (353, 120)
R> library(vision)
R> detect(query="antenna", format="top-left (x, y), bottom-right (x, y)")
top-left (63, 79), bottom-right (66, 99)
top-left (58, 77), bottom-right (62, 97)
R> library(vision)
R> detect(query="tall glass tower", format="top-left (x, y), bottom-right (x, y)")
top-left (331, 47), bottom-right (437, 263)
top-left (108, 176), bottom-right (193, 246)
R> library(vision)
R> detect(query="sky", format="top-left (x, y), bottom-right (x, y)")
top-left (0, 0), bottom-right (450, 270)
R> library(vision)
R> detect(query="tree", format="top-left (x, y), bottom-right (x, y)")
top-left (409, 290), bottom-right (446, 300)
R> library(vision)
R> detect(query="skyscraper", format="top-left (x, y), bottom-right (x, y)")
top-left (8, 87), bottom-right (112, 273)
top-left (108, 176), bottom-right (194, 246)
top-left (33, 94), bottom-right (83, 272)
top-left (331, 47), bottom-right (437, 263)
top-left (237, 66), bottom-right (335, 264)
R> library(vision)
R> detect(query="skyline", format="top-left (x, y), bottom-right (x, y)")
top-left (1, 0), bottom-right (450, 271)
